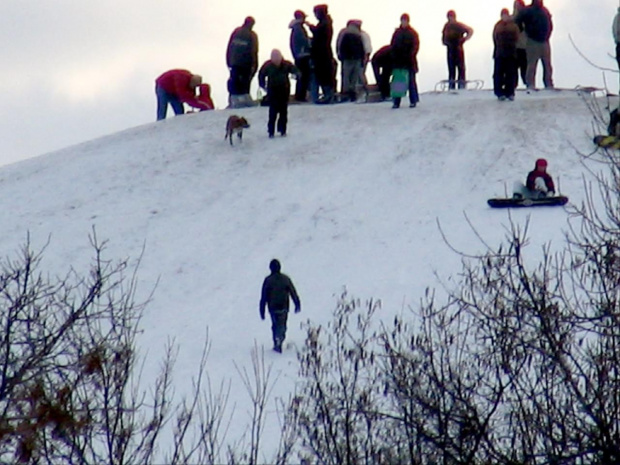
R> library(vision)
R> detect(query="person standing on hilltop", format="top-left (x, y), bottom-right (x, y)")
top-left (515, 0), bottom-right (554, 90)
top-left (289, 10), bottom-right (312, 102)
top-left (390, 13), bottom-right (420, 109)
top-left (493, 8), bottom-right (520, 101)
top-left (308, 4), bottom-right (335, 103)
top-left (442, 10), bottom-right (474, 90)
top-left (226, 16), bottom-right (259, 107)
top-left (258, 49), bottom-right (300, 138)
top-left (513, 0), bottom-right (529, 87)
top-left (336, 20), bottom-right (365, 102)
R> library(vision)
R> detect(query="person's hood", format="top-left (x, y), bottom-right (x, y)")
top-left (314, 4), bottom-right (328, 20)
top-left (289, 18), bottom-right (303, 29)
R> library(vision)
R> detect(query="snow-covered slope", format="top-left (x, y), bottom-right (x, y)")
top-left (0, 89), bottom-right (607, 457)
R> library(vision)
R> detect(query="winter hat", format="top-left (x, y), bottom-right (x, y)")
top-left (400, 13), bottom-right (410, 22)
top-left (294, 10), bottom-right (306, 20)
top-left (269, 259), bottom-right (281, 273)
top-left (535, 158), bottom-right (548, 168)
top-left (500, 8), bottom-right (510, 17)
top-left (243, 16), bottom-right (255, 28)
top-left (270, 49), bottom-right (283, 66)
top-left (447, 10), bottom-right (456, 19)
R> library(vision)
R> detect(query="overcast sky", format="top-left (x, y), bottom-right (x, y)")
top-left (1, 0), bottom-right (617, 166)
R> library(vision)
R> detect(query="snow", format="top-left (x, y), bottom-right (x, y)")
top-left (0, 88), bottom-right (609, 460)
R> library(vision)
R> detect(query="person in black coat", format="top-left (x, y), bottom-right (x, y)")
top-left (493, 9), bottom-right (520, 100)
top-left (371, 45), bottom-right (392, 100)
top-left (226, 17), bottom-right (259, 98)
top-left (259, 259), bottom-right (301, 353)
top-left (309, 4), bottom-right (335, 103)
top-left (289, 10), bottom-right (312, 102)
top-left (390, 14), bottom-right (420, 109)
top-left (258, 49), bottom-right (300, 137)
top-left (441, 10), bottom-right (474, 90)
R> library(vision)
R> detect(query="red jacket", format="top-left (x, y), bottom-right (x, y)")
top-left (155, 70), bottom-right (212, 110)
top-left (526, 169), bottom-right (555, 192)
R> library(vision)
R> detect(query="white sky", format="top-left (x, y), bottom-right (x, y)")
top-left (0, 0), bottom-right (617, 165)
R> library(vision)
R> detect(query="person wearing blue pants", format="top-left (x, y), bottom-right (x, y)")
top-left (259, 259), bottom-right (301, 353)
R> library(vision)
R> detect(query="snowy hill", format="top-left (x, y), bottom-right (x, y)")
top-left (0, 89), bottom-right (607, 458)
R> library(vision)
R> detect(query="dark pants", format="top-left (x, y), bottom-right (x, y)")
top-left (312, 55), bottom-right (335, 103)
top-left (269, 309), bottom-right (288, 346)
top-left (228, 66), bottom-right (254, 95)
top-left (268, 96), bottom-right (288, 136)
top-left (493, 56), bottom-right (517, 98)
top-left (155, 85), bottom-right (184, 120)
top-left (294, 56), bottom-right (312, 101)
top-left (516, 48), bottom-right (528, 87)
top-left (392, 68), bottom-right (420, 107)
top-left (372, 62), bottom-right (392, 99)
top-left (447, 46), bottom-right (466, 89)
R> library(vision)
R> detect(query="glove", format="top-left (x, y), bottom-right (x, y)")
top-left (295, 306), bottom-right (301, 314)
top-left (260, 308), bottom-right (265, 320)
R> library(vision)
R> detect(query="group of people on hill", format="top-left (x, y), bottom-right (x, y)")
top-left (492, 0), bottom-right (553, 101)
top-left (154, 0), bottom-right (557, 125)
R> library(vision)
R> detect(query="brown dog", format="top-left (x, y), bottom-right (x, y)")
top-left (225, 115), bottom-right (250, 145)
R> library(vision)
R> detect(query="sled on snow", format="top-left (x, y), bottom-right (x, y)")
top-left (434, 79), bottom-right (484, 92)
top-left (487, 195), bottom-right (569, 208)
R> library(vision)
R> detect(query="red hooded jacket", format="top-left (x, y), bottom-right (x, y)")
top-left (526, 168), bottom-right (555, 192)
top-left (155, 70), bottom-right (212, 110)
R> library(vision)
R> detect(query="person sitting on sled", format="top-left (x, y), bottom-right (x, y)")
top-left (514, 158), bottom-right (555, 199)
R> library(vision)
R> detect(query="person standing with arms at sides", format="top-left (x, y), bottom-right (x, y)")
top-left (309, 4), bottom-right (335, 103)
top-left (390, 13), bottom-right (420, 109)
top-left (515, 0), bottom-right (553, 90)
top-left (513, 0), bottom-right (528, 87)
top-left (259, 259), bottom-right (301, 353)
top-left (289, 10), bottom-right (312, 102)
top-left (226, 16), bottom-right (259, 107)
top-left (258, 49), bottom-right (300, 138)
top-left (442, 10), bottom-right (473, 90)
top-left (493, 8), bottom-right (520, 101)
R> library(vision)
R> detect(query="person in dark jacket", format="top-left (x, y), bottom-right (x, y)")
top-left (309, 4), bottom-right (335, 103)
top-left (258, 49), bottom-right (300, 138)
top-left (289, 10), bottom-right (312, 102)
top-left (371, 45), bottom-right (392, 100)
top-left (515, 0), bottom-right (553, 89)
top-left (442, 10), bottom-right (474, 90)
top-left (493, 9), bottom-right (520, 101)
top-left (226, 17), bottom-right (259, 102)
top-left (154, 70), bottom-right (213, 120)
top-left (259, 259), bottom-right (301, 353)
top-left (513, 0), bottom-right (528, 87)
top-left (336, 20), bottom-right (365, 102)
top-left (390, 14), bottom-right (420, 109)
